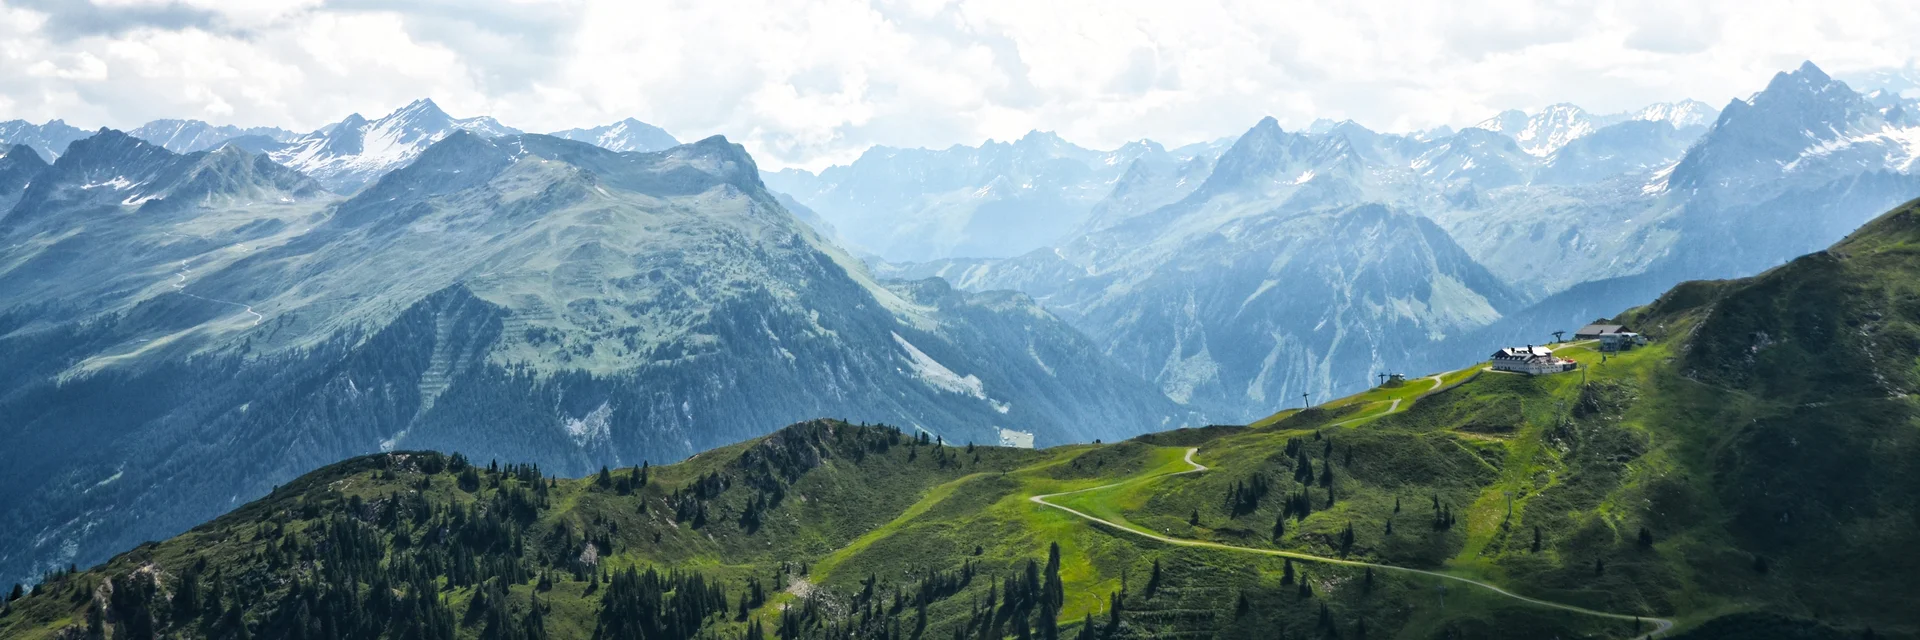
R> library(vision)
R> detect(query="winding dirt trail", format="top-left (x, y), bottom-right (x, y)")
top-left (171, 258), bottom-right (263, 327)
top-left (1326, 373), bottom-right (1446, 428)
top-left (1030, 448), bottom-right (1672, 639)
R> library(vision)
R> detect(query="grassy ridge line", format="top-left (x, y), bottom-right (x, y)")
top-left (1323, 373), bottom-right (1444, 428)
top-left (1033, 448), bottom-right (1676, 640)
top-left (1250, 362), bottom-right (1481, 430)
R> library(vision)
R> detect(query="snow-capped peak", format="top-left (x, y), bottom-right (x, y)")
top-left (1514, 104), bottom-right (1595, 156)
top-left (269, 98), bottom-right (523, 193)
top-left (1474, 103), bottom-right (1598, 156)
top-left (547, 117), bottom-right (680, 153)
top-left (1631, 100), bottom-right (1720, 129)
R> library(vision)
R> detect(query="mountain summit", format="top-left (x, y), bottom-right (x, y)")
top-left (548, 117), bottom-right (681, 152)
top-left (1669, 60), bottom-right (1910, 203)
top-left (268, 98), bottom-right (522, 193)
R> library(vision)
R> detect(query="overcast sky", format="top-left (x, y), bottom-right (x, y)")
top-left (2, 0), bottom-right (1919, 170)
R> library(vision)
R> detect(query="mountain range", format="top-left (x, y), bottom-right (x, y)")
top-left (762, 133), bottom-right (1234, 262)
top-left (6, 59), bottom-right (1920, 600)
top-left (1473, 99), bottom-right (1719, 156)
top-left (862, 61), bottom-right (1920, 424)
top-left (0, 99), bottom-right (684, 195)
top-left (0, 126), bottom-right (1186, 589)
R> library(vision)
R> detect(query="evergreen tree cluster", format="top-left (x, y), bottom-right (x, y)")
top-left (1224, 475), bottom-right (1271, 517)
top-left (8, 451), bottom-right (750, 640)
top-left (945, 543), bottom-right (1067, 640)
top-left (590, 567), bottom-right (729, 640)
top-left (1429, 494), bottom-right (1457, 531)
top-left (1282, 490), bottom-right (1315, 522)
top-left (671, 471), bottom-right (729, 528)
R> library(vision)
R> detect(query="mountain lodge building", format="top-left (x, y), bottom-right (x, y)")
top-left (1575, 323), bottom-right (1632, 340)
top-left (1490, 345), bottom-right (1577, 375)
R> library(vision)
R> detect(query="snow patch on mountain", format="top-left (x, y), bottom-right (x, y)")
top-left (1475, 100), bottom-right (1719, 158)
top-left (1632, 100), bottom-right (1720, 129)
top-left (1784, 124), bottom-right (1920, 172)
top-left (1472, 103), bottom-right (1599, 156)
top-left (996, 428), bottom-right (1035, 449)
top-left (563, 401), bottom-right (615, 448)
top-left (893, 332), bottom-right (986, 398)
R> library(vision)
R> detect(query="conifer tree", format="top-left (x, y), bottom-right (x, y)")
top-left (1045, 542), bottom-right (1065, 610)
top-left (524, 594), bottom-right (548, 640)
top-left (87, 599), bottom-right (105, 638)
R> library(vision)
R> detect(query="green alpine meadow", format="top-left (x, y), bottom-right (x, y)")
top-left (9, 198), bottom-right (1920, 639)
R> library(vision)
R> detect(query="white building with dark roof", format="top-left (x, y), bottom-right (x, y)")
top-left (1491, 345), bottom-right (1577, 375)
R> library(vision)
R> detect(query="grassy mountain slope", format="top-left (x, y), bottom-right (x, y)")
top-left (10, 202), bottom-right (1920, 639)
top-left (0, 416), bottom-right (1642, 640)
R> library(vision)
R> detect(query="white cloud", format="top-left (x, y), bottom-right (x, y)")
top-left (0, 0), bottom-right (1918, 169)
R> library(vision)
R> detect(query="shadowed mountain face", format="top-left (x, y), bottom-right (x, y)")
top-left (0, 145), bottom-right (50, 211)
top-left (0, 130), bottom-right (1188, 587)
